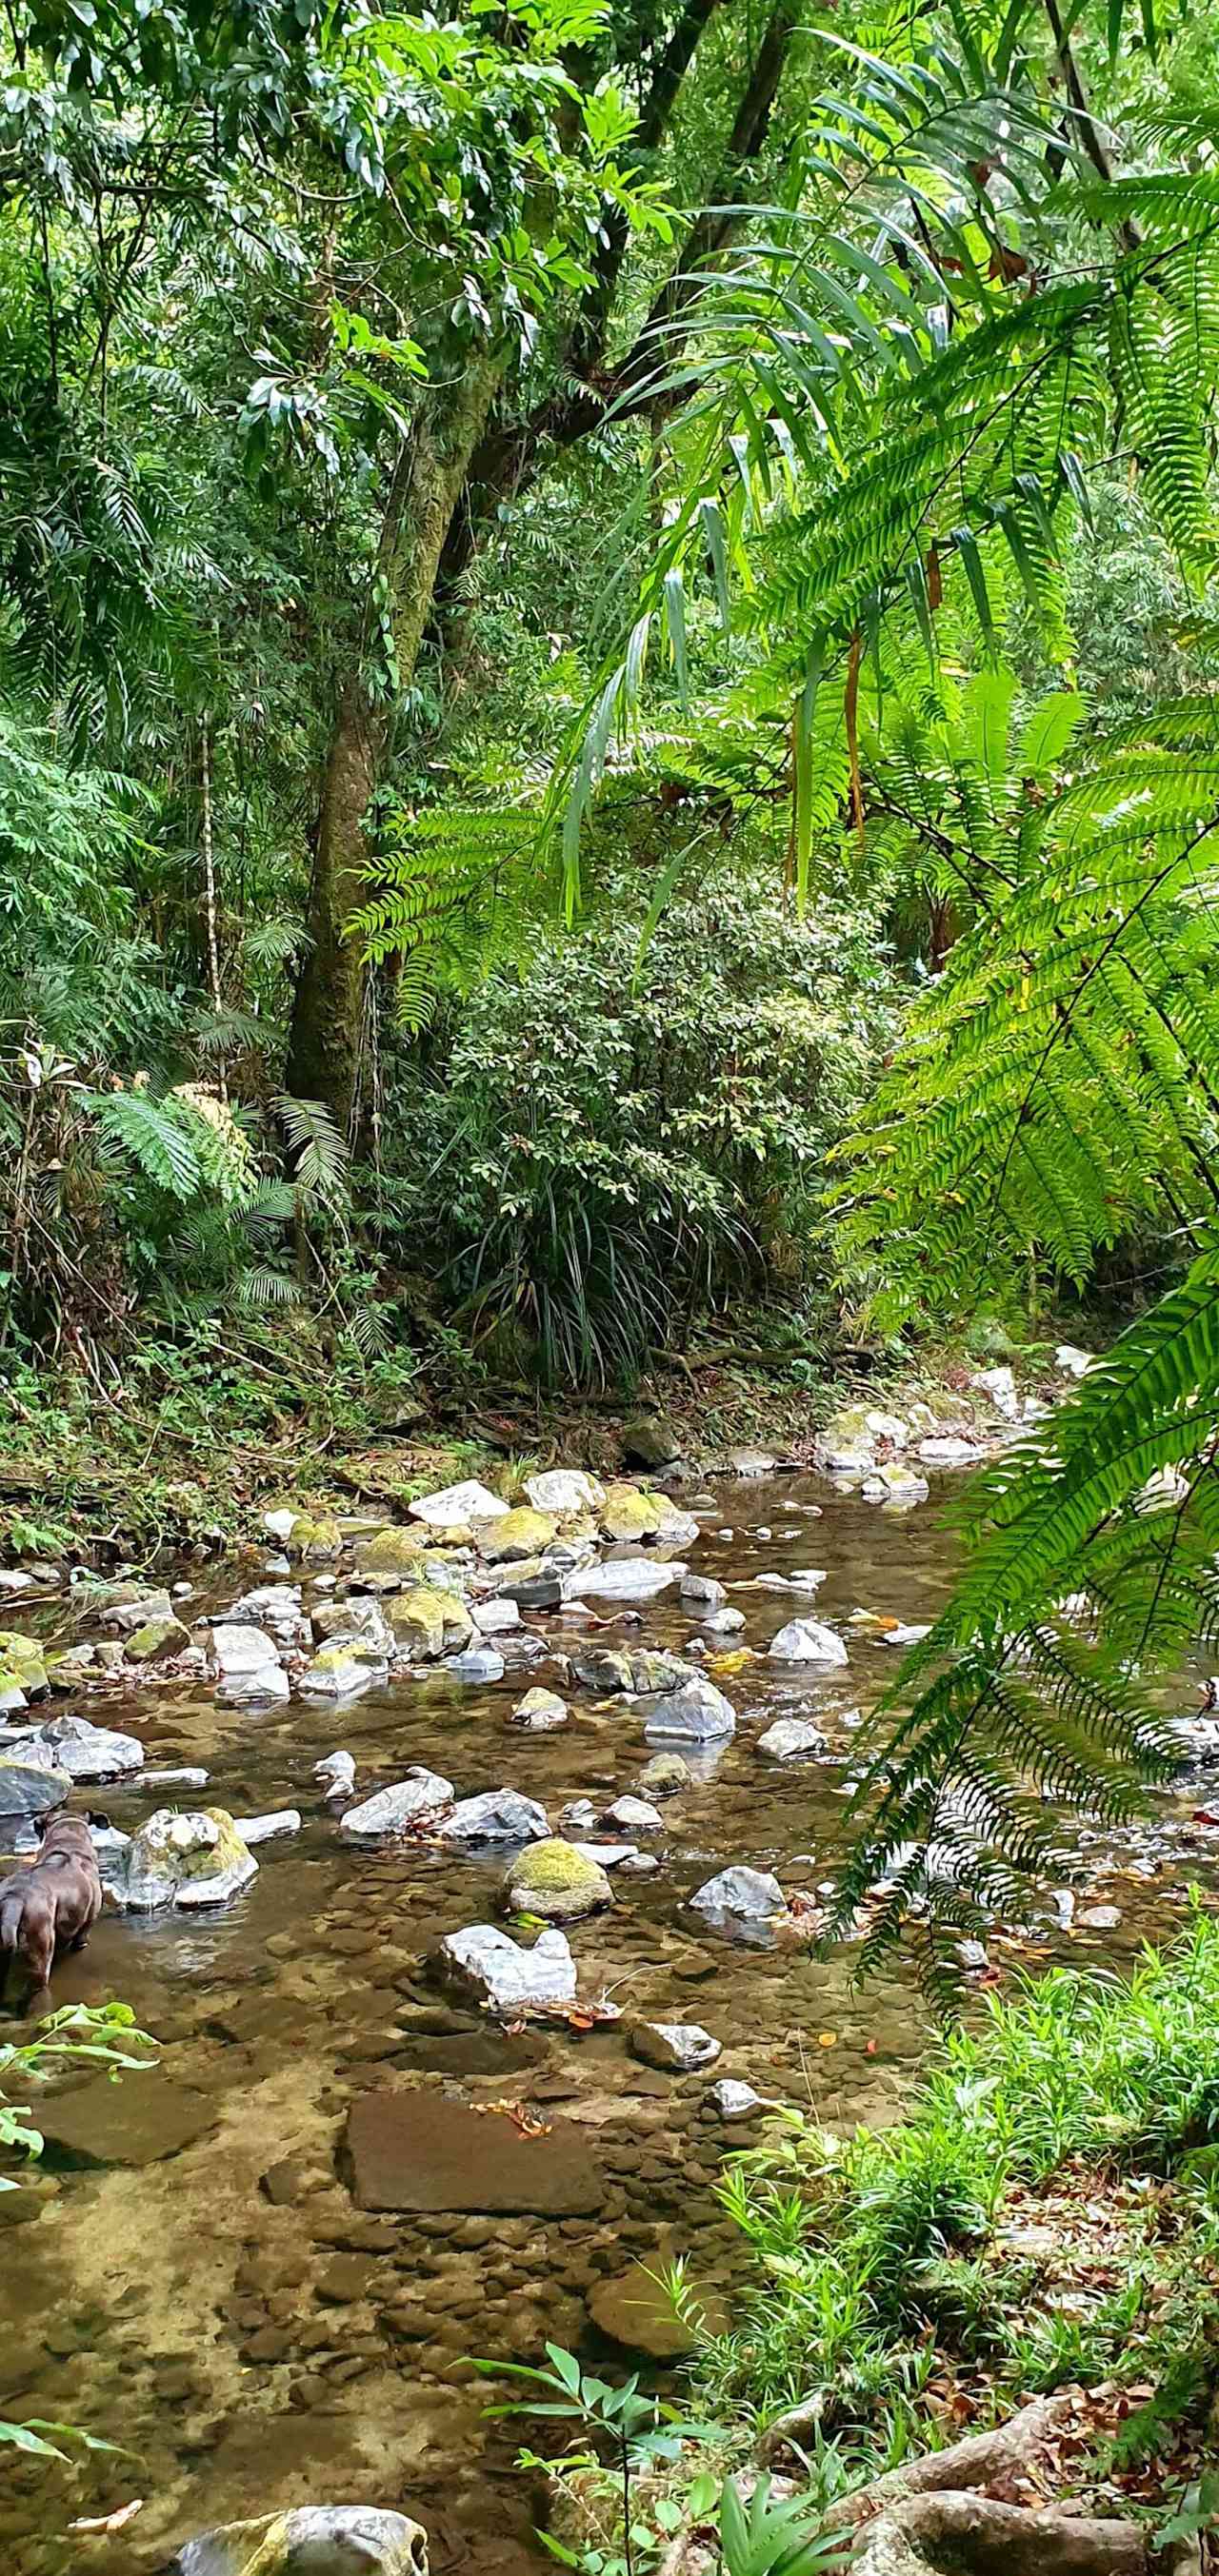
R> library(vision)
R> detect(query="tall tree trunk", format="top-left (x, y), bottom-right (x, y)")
top-left (286, 354), bottom-right (499, 1125)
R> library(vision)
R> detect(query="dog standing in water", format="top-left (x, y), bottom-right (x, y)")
top-left (0, 1811), bottom-right (104, 2006)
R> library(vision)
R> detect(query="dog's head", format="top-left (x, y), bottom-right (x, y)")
top-left (34, 1812), bottom-right (101, 1860)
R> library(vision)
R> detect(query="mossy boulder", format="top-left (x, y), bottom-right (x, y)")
top-left (599, 1484), bottom-right (662, 1543)
top-left (285, 1513), bottom-right (343, 1560)
top-left (354, 1526), bottom-right (430, 1586)
top-left (638, 1753), bottom-right (692, 1797)
top-left (125, 1615), bottom-right (191, 1663)
top-left (0, 1631), bottom-right (49, 1697)
top-left (503, 1837), bottom-right (612, 1923)
top-left (472, 1507), bottom-right (557, 1563)
top-left (118, 1807), bottom-right (257, 1911)
top-left (390, 1586), bottom-right (473, 1660)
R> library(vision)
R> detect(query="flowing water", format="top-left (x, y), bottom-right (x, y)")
top-left (0, 1472), bottom-right (1215, 2574)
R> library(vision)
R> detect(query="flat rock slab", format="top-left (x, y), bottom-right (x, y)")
top-left (33, 2074), bottom-right (212, 2168)
top-left (345, 2090), bottom-right (604, 2216)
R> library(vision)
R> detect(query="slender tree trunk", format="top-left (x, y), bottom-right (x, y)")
top-left (286, 353), bottom-right (500, 1125)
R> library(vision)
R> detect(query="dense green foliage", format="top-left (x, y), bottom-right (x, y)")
top-left (696, 1910), bottom-right (1219, 2483)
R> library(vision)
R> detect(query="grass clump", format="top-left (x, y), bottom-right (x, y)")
top-left (698, 1903), bottom-right (1219, 2498)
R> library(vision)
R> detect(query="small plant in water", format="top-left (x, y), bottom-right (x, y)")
top-left (0, 2000), bottom-right (156, 2461)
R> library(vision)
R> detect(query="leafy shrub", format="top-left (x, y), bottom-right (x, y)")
top-left (384, 854), bottom-right (894, 1387)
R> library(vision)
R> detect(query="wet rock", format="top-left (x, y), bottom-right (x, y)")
top-left (1079, 1904), bottom-right (1122, 1929)
top-left (701, 1606), bottom-right (746, 1635)
top-left (234, 1810), bottom-right (302, 1845)
top-left (560, 1799), bottom-right (598, 1833)
top-left (971, 1363), bottom-right (1020, 1420)
top-left (508, 1575), bottom-right (564, 1612)
top-left (436, 1922), bottom-right (577, 2011)
top-left (525, 1469), bottom-right (606, 1516)
top-left (622, 1417), bottom-right (682, 1470)
top-left (651, 1501), bottom-right (701, 1546)
top-left (225, 1582), bottom-right (307, 1642)
top-left (389, 1585), bottom-right (473, 1660)
top-left (565, 1556), bottom-right (684, 1602)
top-left (629, 2021), bottom-right (720, 2072)
top-left (0, 1752), bottom-right (70, 1818)
top-left (30, 1713), bottom-right (144, 1780)
top-left (301, 1641), bottom-right (389, 1700)
top-left (768, 1618), bottom-right (848, 1667)
top-left (756, 1717), bottom-right (827, 1762)
top-left (605, 1795), bottom-right (663, 1833)
top-left (503, 1838), bottom-right (612, 1922)
top-left (709, 2080), bottom-right (764, 2120)
top-left (639, 1754), bottom-right (691, 1797)
top-left (311, 1597), bottom-right (395, 1656)
top-left (33, 2074), bottom-right (212, 2170)
top-left (588, 2255), bottom-right (726, 2358)
top-left (643, 1674), bottom-right (735, 1744)
top-left (115, 1806), bottom-right (257, 1910)
top-left (144, 1766), bottom-right (209, 1790)
top-left (439, 1789), bottom-right (548, 1843)
top-left (861, 1466), bottom-right (929, 1509)
top-left (210, 1623), bottom-right (284, 1682)
top-left (124, 1613), bottom-right (191, 1662)
top-left (315, 1750), bottom-right (356, 1800)
top-left (169, 2506), bottom-right (428, 2575)
top-left (510, 1687), bottom-right (569, 1731)
top-left (94, 1582), bottom-right (174, 1634)
top-left (600, 1483), bottom-right (663, 1542)
top-left (340, 1771), bottom-right (454, 1839)
top-left (690, 1866), bottom-right (786, 1924)
top-left (571, 1646), bottom-right (692, 1695)
top-left (473, 1596), bottom-right (520, 1635)
top-left (572, 1840), bottom-right (640, 1870)
top-left (346, 2089), bottom-right (602, 2217)
top-left (681, 1573), bottom-right (727, 1609)
top-left (729, 1448), bottom-right (777, 1476)
top-left (916, 1436), bottom-right (979, 1466)
top-left (473, 1506), bottom-right (558, 1563)
top-left (409, 1478), bottom-right (508, 1531)
top-left (445, 1646), bottom-right (505, 1683)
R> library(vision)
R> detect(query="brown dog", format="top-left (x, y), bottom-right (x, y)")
top-left (0, 1811), bottom-right (104, 2004)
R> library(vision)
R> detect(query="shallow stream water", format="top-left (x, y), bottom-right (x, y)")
top-left (1, 1471), bottom-right (1215, 2575)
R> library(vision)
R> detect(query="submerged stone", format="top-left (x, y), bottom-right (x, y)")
top-left (346, 2089), bottom-right (602, 2216)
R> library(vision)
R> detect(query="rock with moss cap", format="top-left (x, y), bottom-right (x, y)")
top-left (169, 2504), bottom-right (429, 2575)
top-left (390, 1587), bottom-right (473, 1660)
top-left (353, 1525), bottom-right (430, 1589)
top-left (125, 1614), bottom-right (191, 1664)
top-left (116, 1806), bottom-right (257, 1911)
top-left (638, 1753), bottom-right (691, 1797)
top-left (599, 1484), bottom-right (662, 1544)
top-left (503, 1837), bottom-right (612, 1923)
top-left (0, 1631), bottom-right (50, 1701)
top-left (471, 1506), bottom-right (557, 1563)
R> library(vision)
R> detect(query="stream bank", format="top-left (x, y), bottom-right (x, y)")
top-left (1, 1364), bottom-right (1213, 2576)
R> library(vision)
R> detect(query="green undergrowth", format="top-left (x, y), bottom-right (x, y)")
top-left (695, 1906), bottom-right (1219, 2512)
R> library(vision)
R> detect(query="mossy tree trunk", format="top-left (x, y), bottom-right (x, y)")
top-left (286, 354), bottom-right (499, 1127)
